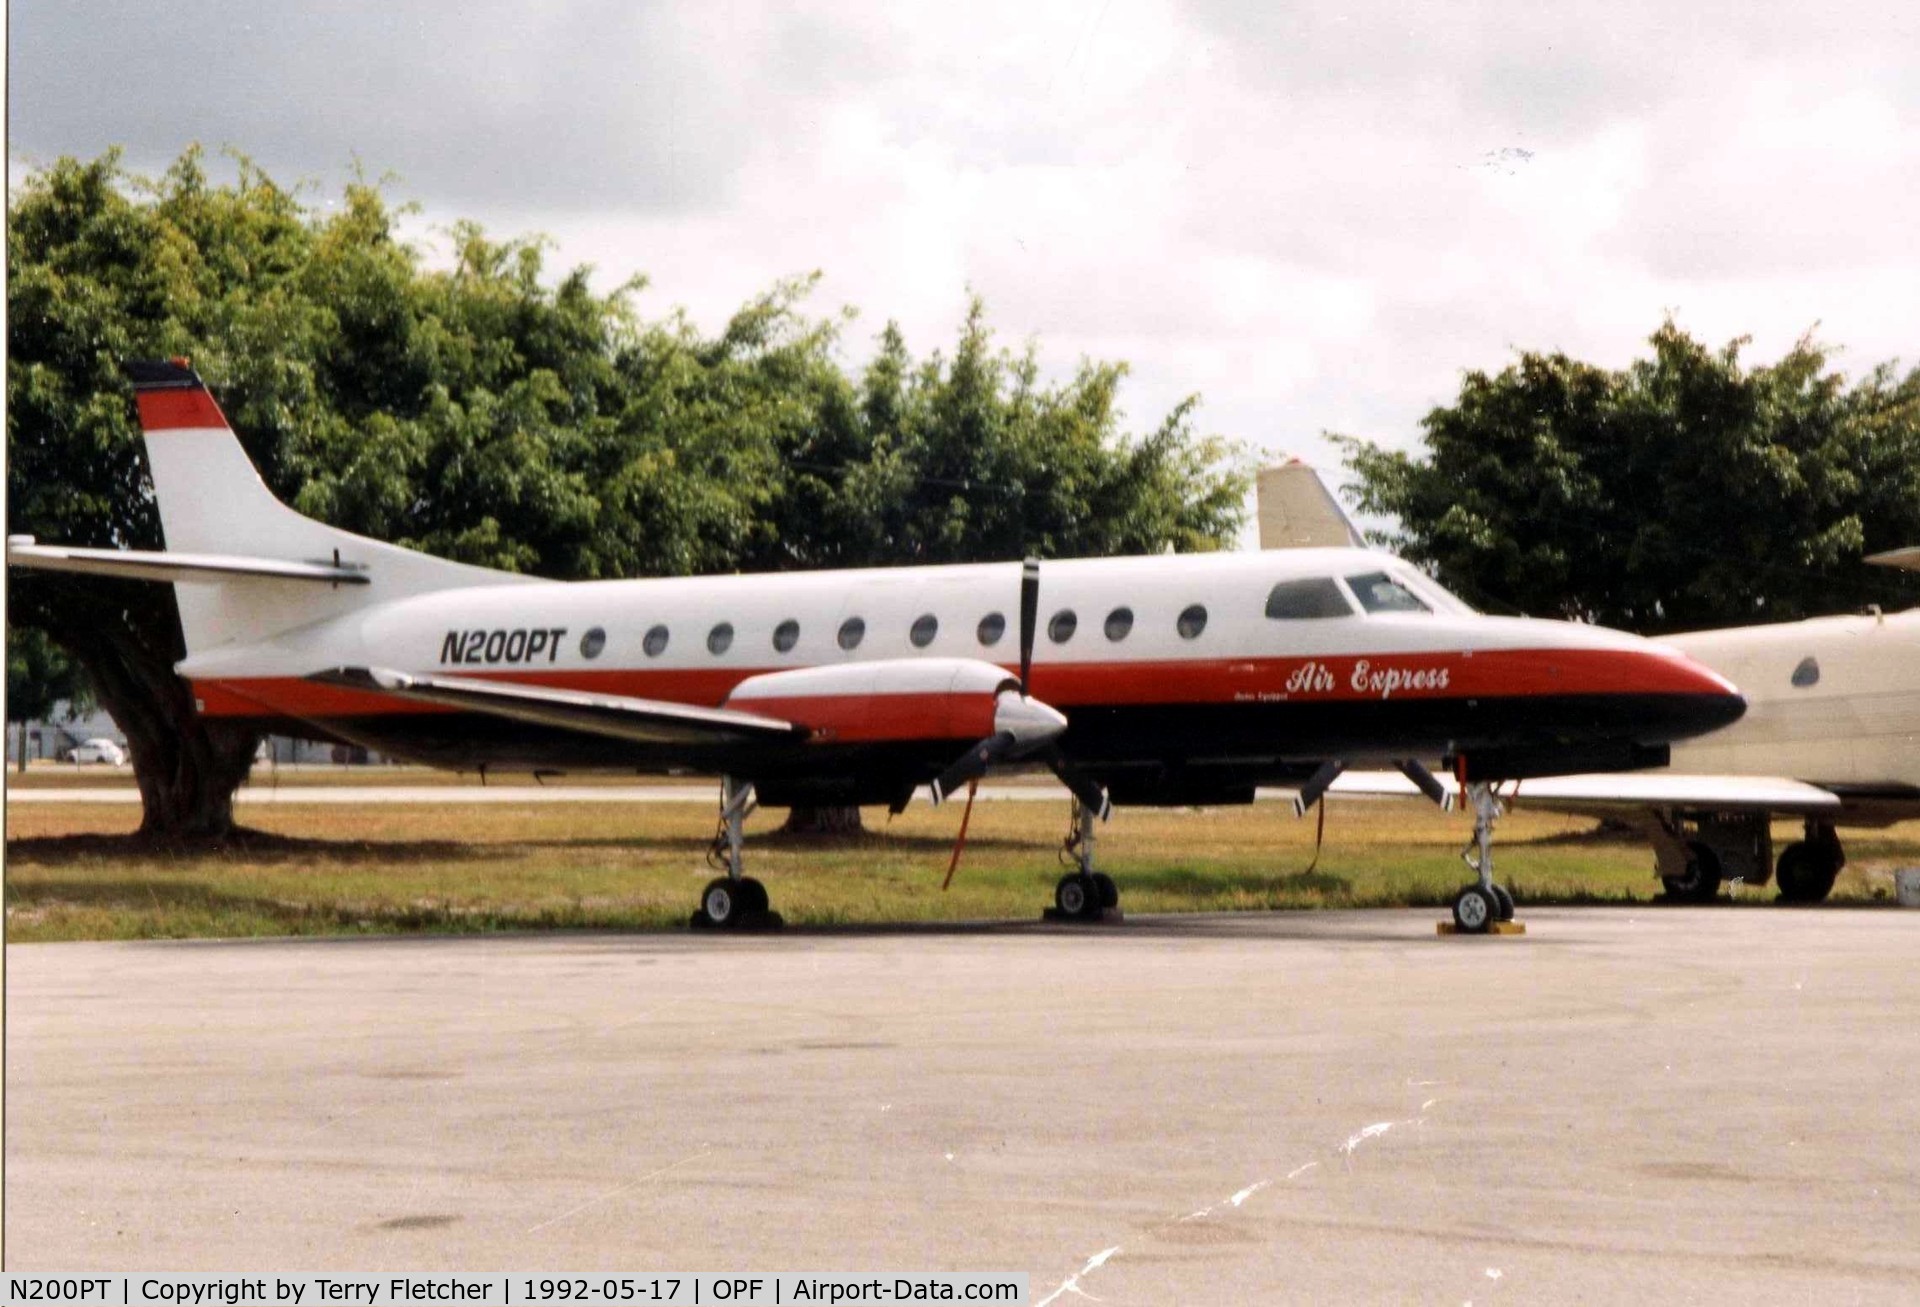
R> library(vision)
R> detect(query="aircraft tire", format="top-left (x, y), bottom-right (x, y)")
top-left (1775, 842), bottom-right (1838, 904)
top-left (1092, 872), bottom-right (1119, 910)
top-left (1055, 873), bottom-right (1101, 919)
top-left (701, 878), bottom-right (745, 928)
top-left (1491, 884), bottom-right (1516, 921)
top-left (1452, 885), bottom-right (1495, 933)
top-left (739, 877), bottom-right (771, 916)
top-left (1661, 842), bottom-right (1723, 903)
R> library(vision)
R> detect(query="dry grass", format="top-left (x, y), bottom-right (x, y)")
top-left (7, 796), bottom-right (1917, 942)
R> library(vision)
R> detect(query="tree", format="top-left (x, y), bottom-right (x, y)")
top-left (7, 149), bottom-right (724, 836)
top-left (1337, 323), bottom-right (1920, 632)
top-left (6, 628), bottom-right (92, 770)
top-left (9, 149), bottom-right (1250, 839)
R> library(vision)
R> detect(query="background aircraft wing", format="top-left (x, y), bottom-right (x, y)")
top-left (309, 667), bottom-right (805, 746)
top-left (1331, 769), bottom-right (1844, 814)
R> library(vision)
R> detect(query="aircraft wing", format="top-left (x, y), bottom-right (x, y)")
top-left (309, 667), bottom-right (805, 746)
top-left (7, 539), bottom-right (370, 585)
top-left (1330, 769), bottom-right (1843, 814)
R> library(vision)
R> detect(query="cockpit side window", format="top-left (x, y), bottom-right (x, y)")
top-left (1265, 577), bottom-right (1353, 620)
top-left (1343, 571), bottom-right (1431, 615)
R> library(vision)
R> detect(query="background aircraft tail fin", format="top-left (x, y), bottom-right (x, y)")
top-left (1255, 458), bottom-right (1366, 549)
top-left (128, 358), bottom-right (533, 658)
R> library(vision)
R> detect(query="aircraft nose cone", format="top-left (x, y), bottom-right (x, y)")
top-left (994, 690), bottom-right (1069, 747)
top-left (1644, 650), bottom-right (1747, 741)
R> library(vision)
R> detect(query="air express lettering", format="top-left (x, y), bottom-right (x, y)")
top-left (1285, 659), bottom-right (1451, 699)
top-left (440, 627), bottom-right (567, 665)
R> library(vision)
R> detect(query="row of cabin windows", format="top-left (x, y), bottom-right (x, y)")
top-left (610, 603), bottom-right (1215, 659)
top-left (595, 573), bottom-right (1422, 660)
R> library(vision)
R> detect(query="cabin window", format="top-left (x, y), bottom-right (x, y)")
top-left (838, 616), bottom-right (866, 651)
top-left (1049, 609), bottom-right (1078, 643)
top-left (707, 622), bottom-right (734, 655)
top-left (1344, 571), bottom-right (1430, 614)
top-left (643, 625), bottom-right (669, 657)
top-left (580, 627), bottom-right (607, 658)
top-left (1104, 606), bottom-right (1134, 641)
top-left (1177, 604), bottom-right (1208, 639)
top-left (1265, 578), bottom-right (1352, 620)
top-left (910, 613), bottom-right (939, 648)
top-left (1791, 656), bottom-right (1820, 688)
top-left (978, 612), bottom-right (1007, 646)
top-left (772, 619), bottom-right (800, 653)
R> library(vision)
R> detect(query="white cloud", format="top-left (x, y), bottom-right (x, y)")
top-left (11, 0), bottom-right (1919, 498)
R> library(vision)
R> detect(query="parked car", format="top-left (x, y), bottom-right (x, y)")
top-left (65, 738), bottom-right (127, 765)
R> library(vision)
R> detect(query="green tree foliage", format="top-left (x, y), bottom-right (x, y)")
top-left (8, 148), bottom-right (1247, 836)
top-left (753, 306), bottom-right (1245, 571)
top-left (6, 627), bottom-right (91, 725)
top-left (1338, 323), bottom-right (1920, 632)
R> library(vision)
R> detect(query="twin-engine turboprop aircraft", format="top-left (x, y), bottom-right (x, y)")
top-left (7, 360), bottom-right (1747, 931)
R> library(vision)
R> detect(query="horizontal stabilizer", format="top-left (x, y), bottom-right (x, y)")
top-left (309, 667), bottom-right (805, 746)
top-left (7, 539), bottom-right (370, 586)
top-left (1866, 546), bottom-right (1920, 572)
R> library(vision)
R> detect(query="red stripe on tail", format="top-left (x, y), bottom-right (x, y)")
top-left (136, 387), bottom-right (230, 431)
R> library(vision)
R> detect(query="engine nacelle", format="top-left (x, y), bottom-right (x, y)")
top-left (726, 657), bottom-right (1029, 744)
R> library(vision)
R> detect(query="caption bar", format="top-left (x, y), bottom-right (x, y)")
top-left (1, 1276), bottom-right (1029, 1306)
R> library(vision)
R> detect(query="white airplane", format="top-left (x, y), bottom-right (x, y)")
top-left (1255, 461), bottom-right (1920, 903)
top-left (1489, 573), bottom-right (1920, 903)
top-left (7, 360), bottom-right (1746, 931)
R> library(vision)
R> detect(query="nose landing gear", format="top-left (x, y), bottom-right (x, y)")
top-left (1447, 782), bottom-right (1521, 935)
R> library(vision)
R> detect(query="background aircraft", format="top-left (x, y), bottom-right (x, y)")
top-left (7, 362), bottom-right (1744, 931)
top-left (1256, 463), bottom-right (1920, 903)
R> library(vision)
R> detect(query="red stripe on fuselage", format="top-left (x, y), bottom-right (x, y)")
top-left (190, 648), bottom-right (1726, 723)
top-left (136, 387), bottom-right (230, 431)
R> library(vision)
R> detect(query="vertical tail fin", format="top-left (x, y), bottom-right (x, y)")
top-left (1255, 458), bottom-right (1365, 550)
top-left (129, 359), bottom-right (532, 657)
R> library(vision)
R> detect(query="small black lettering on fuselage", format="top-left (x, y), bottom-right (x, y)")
top-left (440, 627), bottom-right (567, 665)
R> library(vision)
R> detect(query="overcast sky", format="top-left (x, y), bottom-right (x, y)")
top-left (13, 1), bottom-right (1919, 512)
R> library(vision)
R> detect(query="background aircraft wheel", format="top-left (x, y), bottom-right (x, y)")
top-left (1055, 873), bottom-right (1100, 919)
top-left (1661, 842), bottom-right (1723, 903)
top-left (1491, 884), bottom-right (1515, 921)
top-left (738, 877), bottom-right (771, 916)
top-left (1092, 872), bottom-right (1119, 909)
top-left (1452, 885), bottom-right (1495, 933)
top-left (701, 878), bottom-right (745, 928)
top-left (1774, 842), bottom-right (1838, 904)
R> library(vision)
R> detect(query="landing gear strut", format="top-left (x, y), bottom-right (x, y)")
top-left (693, 775), bottom-right (780, 929)
top-left (1050, 797), bottom-right (1119, 922)
top-left (1451, 782), bottom-right (1517, 933)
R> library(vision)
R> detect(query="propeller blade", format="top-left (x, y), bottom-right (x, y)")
top-left (1394, 758), bottom-right (1453, 811)
top-left (1044, 746), bottom-right (1112, 821)
top-left (1290, 759), bottom-right (1347, 817)
top-left (1018, 556), bottom-right (1040, 692)
top-left (930, 731), bottom-right (1016, 806)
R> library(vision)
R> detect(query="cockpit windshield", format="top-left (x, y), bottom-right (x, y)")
top-left (1343, 571), bottom-right (1431, 615)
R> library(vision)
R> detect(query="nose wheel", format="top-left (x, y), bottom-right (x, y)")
top-left (1447, 782), bottom-right (1520, 934)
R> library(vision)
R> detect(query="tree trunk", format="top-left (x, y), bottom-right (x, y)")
top-left (27, 579), bottom-right (261, 840)
top-left (780, 804), bottom-right (867, 835)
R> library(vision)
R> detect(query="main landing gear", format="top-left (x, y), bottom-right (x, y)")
top-left (1450, 782), bottom-right (1518, 934)
top-left (693, 776), bottom-right (782, 930)
top-left (1775, 821), bottom-right (1845, 904)
top-left (1048, 796), bottom-right (1120, 923)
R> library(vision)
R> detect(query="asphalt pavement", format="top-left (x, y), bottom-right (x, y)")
top-left (8, 908), bottom-right (1919, 1301)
